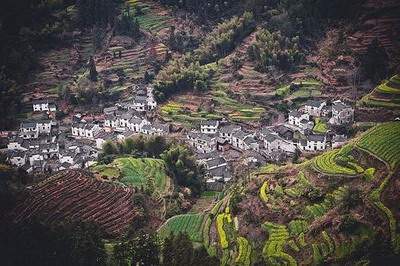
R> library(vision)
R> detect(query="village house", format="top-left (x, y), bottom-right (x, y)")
top-left (128, 116), bottom-right (150, 132)
top-left (94, 131), bottom-right (116, 149)
top-left (329, 100), bottom-right (354, 125)
top-left (219, 124), bottom-right (241, 143)
top-left (288, 110), bottom-right (310, 127)
top-left (187, 132), bottom-right (216, 153)
top-left (40, 143), bottom-right (59, 159)
top-left (332, 134), bottom-right (347, 148)
top-left (71, 123), bottom-right (100, 139)
top-left (8, 150), bottom-right (27, 167)
top-left (131, 96), bottom-right (147, 112)
top-left (303, 100), bottom-right (327, 117)
top-left (32, 99), bottom-right (56, 112)
top-left (201, 120), bottom-right (220, 134)
top-left (7, 136), bottom-right (27, 151)
top-left (231, 130), bottom-right (253, 150)
top-left (243, 136), bottom-right (260, 151)
top-left (19, 122), bottom-right (39, 139)
top-left (103, 106), bottom-right (118, 115)
top-left (298, 134), bottom-right (327, 151)
top-left (36, 119), bottom-right (52, 134)
top-left (260, 128), bottom-right (297, 154)
top-left (104, 114), bottom-right (120, 129)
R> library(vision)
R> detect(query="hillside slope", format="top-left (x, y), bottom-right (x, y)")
top-left (159, 122), bottom-right (400, 265)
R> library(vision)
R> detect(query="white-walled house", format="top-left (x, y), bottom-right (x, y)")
top-left (37, 120), bottom-right (52, 134)
top-left (32, 100), bottom-right (49, 112)
top-left (219, 125), bottom-right (241, 143)
top-left (20, 122), bottom-right (39, 139)
top-left (71, 123), bottom-right (100, 139)
top-left (303, 100), bottom-right (327, 117)
top-left (7, 136), bottom-right (27, 151)
top-left (298, 134), bottom-right (327, 151)
top-left (329, 100), bottom-right (354, 125)
top-left (186, 132), bottom-right (216, 153)
top-left (231, 130), bottom-right (253, 150)
top-left (128, 116), bottom-right (150, 133)
top-left (261, 129), bottom-right (297, 154)
top-left (9, 151), bottom-right (27, 167)
top-left (201, 120), bottom-right (220, 134)
top-left (288, 111), bottom-right (310, 127)
top-left (104, 114), bottom-right (120, 128)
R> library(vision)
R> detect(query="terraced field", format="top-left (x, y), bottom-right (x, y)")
top-left (313, 145), bottom-right (364, 176)
top-left (359, 75), bottom-right (400, 108)
top-left (159, 89), bottom-right (265, 125)
top-left (262, 222), bottom-right (297, 266)
top-left (158, 213), bottom-right (206, 242)
top-left (93, 157), bottom-right (170, 193)
top-left (127, 0), bottom-right (172, 33)
top-left (276, 79), bottom-right (322, 99)
top-left (356, 122), bottom-right (400, 169)
top-left (9, 170), bottom-right (138, 236)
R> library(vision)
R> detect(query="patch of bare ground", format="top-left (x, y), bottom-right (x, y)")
top-left (23, 32), bottom-right (94, 104)
top-left (347, 0), bottom-right (400, 55)
top-left (189, 197), bottom-right (217, 213)
top-left (355, 107), bottom-right (400, 122)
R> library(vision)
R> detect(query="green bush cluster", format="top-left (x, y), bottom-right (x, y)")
top-left (195, 12), bottom-right (256, 64)
top-left (154, 56), bottom-right (215, 101)
top-left (248, 29), bottom-right (304, 71)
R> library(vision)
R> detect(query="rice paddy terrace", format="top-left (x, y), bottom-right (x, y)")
top-left (359, 74), bottom-right (400, 108)
top-left (9, 170), bottom-right (140, 237)
top-left (157, 122), bottom-right (400, 264)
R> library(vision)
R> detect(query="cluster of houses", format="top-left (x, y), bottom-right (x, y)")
top-left (4, 85), bottom-right (354, 190)
top-left (186, 99), bottom-right (354, 189)
top-left (4, 86), bottom-right (169, 174)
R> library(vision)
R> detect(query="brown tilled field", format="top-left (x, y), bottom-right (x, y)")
top-left (10, 170), bottom-right (141, 236)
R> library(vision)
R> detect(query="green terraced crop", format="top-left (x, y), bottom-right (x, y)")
top-left (288, 220), bottom-right (308, 236)
top-left (357, 122), bottom-right (400, 169)
top-left (262, 222), bottom-right (297, 266)
top-left (235, 237), bottom-right (252, 266)
top-left (158, 214), bottom-right (205, 242)
top-left (313, 145), bottom-right (363, 176)
top-left (284, 171), bottom-right (313, 198)
top-left (305, 186), bottom-right (348, 220)
top-left (358, 75), bottom-right (400, 108)
top-left (94, 157), bottom-right (169, 192)
top-left (217, 213), bottom-right (231, 249)
top-left (259, 181), bottom-right (269, 203)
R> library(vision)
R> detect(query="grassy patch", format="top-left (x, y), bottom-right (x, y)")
top-left (158, 214), bottom-right (206, 242)
top-left (93, 157), bottom-right (170, 192)
top-left (313, 118), bottom-right (328, 134)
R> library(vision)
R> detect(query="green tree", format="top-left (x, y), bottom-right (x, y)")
top-left (102, 140), bottom-right (118, 155)
top-left (88, 56), bottom-right (98, 81)
top-left (161, 145), bottom-right (203, 196)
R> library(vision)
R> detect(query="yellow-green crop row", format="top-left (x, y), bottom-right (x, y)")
top-left (259, 181), bottom-right (269, 203)
top-left (235, 237), bottom-right (252, 266)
